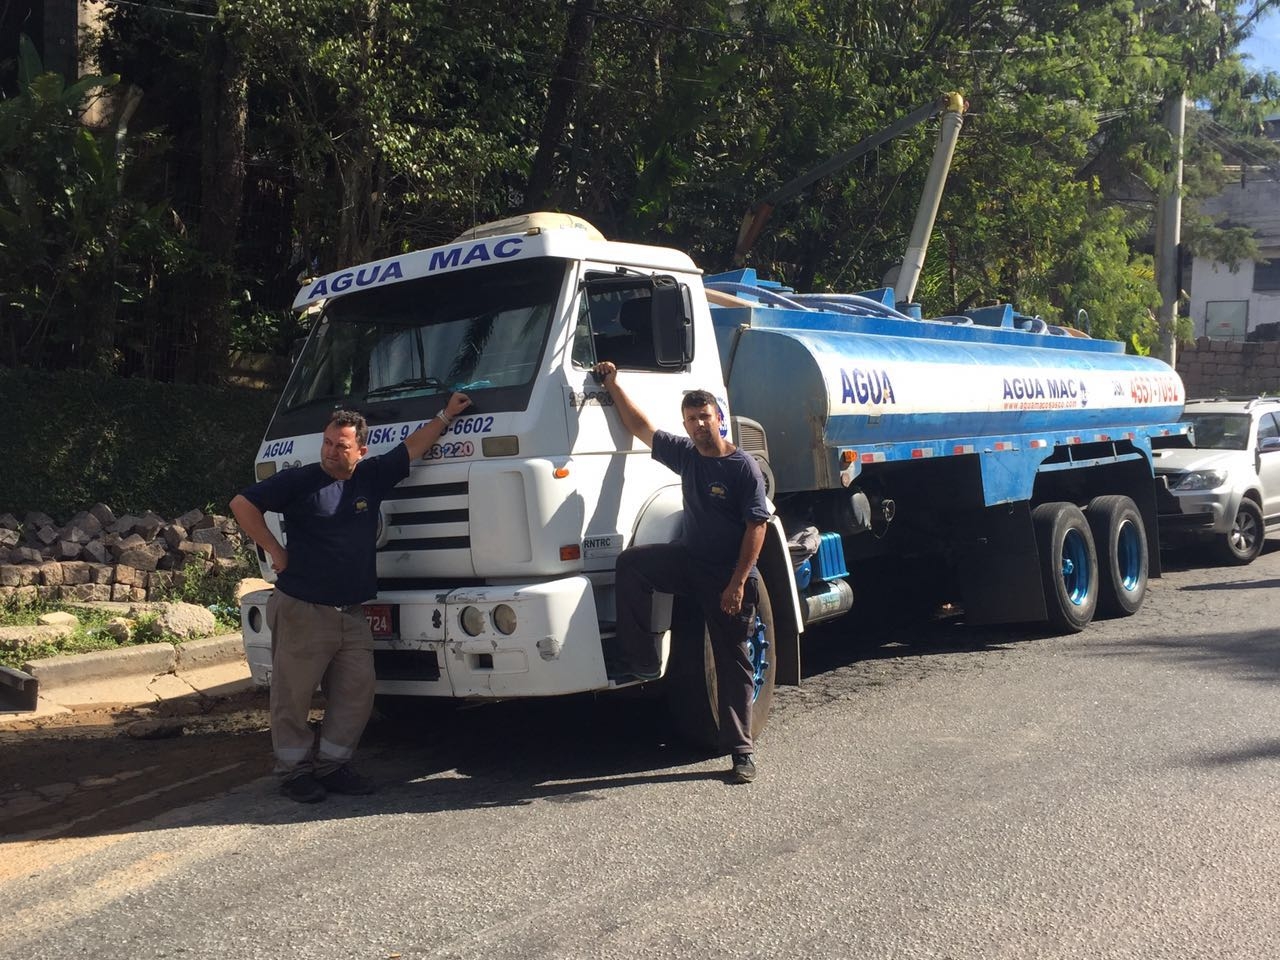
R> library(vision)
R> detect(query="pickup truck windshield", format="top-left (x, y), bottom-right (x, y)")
top-left (280, 258), bottom-right (565, 413)
top-left (1180, 413), bottom-right (1252, 451)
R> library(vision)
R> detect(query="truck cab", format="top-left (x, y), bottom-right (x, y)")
top-left (240, 214), bottom-right (794, 742)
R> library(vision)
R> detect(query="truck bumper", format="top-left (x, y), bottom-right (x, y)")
top-left (240, 577), bottom-right (612, 699)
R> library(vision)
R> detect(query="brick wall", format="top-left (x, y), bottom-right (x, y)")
top-left (1175, 338), bottom-right (1280, 399)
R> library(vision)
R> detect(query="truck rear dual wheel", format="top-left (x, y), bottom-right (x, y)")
top-left (1032, 502), bottom-right (1098, 634)
top-left (665, 579), bottom-right (776, 752)
top-left (1085, 495), bottom-right (1148, 617)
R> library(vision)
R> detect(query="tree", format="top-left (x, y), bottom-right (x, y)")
top-left (0, 35), bottom-right (184, 372)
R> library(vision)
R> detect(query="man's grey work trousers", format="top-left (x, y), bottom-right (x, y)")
top-left (265, 589), bottom-right (376, 779)
top-left (611, 542), bottom-right (758, 755)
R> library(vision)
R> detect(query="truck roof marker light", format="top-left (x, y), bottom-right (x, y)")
top-left (910, 448), bottom-right (934, 459)
top-left (1029, 439), bottom-right (1049, 449)
top-left (553, 467), bottom-right (570, 478)
top-left (560, 545), bottom-right (581, 561)
top-left (841, 450), bottom-right (857, 464)
top-left (1067, 436), bottom-right (1082, 444)
top-left (860, 452), bottom-right (886, 463)
top-left (992, 441), bottom-right (1013, 452)
top-left (482, 436), bottom-right (520, 457)
top-left (1096, 434), bottom-right (1111, 442)
top-left (953, 444), bottom-right (976, 455)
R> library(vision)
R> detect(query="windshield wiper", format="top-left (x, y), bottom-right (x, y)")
top-left (364, 376), bottom-right (445, 399)
top-left (281, 394), bottom-right (347, 415)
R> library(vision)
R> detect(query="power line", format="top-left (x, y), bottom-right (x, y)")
top-left (103, 0), bottom-right (217, 21)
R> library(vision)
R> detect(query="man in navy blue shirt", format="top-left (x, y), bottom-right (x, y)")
top-left (593, 361), bottom-right (771, 784)
top-left (231, 392), bottom-right (471, 802)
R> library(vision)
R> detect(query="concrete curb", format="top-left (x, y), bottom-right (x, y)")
top-left (22, 632), bottom-right (245, 692)
top-left (175, 633), bottom-right (244, 670)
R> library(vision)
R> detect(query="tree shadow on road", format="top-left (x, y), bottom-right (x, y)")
top-left (1189, 738), bottom-right (1280, 768)
top-left (1, 690), bottom-right (734, 841)
top-left (1078, 626), bottom-right (1280, 684)
top-left (798, 613), bottom-right (1029, 680)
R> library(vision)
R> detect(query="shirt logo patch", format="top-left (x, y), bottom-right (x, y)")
top-left (707, 482), bottom-right (728, 500)
top-left (354, 497), bottom-right (370, 513)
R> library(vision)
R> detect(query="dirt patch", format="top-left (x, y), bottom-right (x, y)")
top-left (0, 691), bottom-right (273, 840)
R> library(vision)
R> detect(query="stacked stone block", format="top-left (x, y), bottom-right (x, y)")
top-left (1176, 338), bottom-right (1280, 399)
top-left (0, 504), bottom-right (246, 605)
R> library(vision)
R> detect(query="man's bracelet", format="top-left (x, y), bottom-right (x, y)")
top-left (435, 410), bottom-right (453, 427)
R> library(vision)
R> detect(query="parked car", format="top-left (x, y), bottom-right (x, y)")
top-left (1154, 396), bottom-right (1280, 564)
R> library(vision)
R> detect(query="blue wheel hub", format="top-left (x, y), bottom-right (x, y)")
top-left (1116, 519), bottom-right (1142, 592)
top-left (748, 615), bottom-right (770, 703)
top-left (1061, 528), bottom-right (1092, 606)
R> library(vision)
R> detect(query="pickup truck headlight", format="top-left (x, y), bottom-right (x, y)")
top-left (1170, 469), bottom-right (1227, 491)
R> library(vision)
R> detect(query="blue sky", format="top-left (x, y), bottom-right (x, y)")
top-left (1237, 9), bottom-right (1280, 76)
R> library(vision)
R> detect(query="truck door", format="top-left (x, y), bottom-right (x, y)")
top-left (564, 272), bottom-right (693, 572)
top-left (565, 272), bottom-right (691, 456)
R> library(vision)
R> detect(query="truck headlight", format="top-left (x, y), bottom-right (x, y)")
top-left (1171, 470), bottom-right (1227, 491)
top-left (460, 606), bottom-right (485, 636)
top-left (492, 604), bottom-right (517, 635)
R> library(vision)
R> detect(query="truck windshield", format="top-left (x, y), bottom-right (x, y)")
top-left (280, 258), bottom-right (565, 413)
top-left (1181, 413), bottom-right (1252, 451)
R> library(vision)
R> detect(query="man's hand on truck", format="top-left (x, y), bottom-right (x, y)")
top-left (592, 362), bottom-right (656, 447)
top-left (403, 392), bottom-right (472, 461)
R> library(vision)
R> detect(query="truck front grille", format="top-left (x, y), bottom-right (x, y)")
top-left (381, 480), bottom-right (469, 551)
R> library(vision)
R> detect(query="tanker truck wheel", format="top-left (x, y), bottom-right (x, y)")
top-left (1085, 495), bottom-right (1148, 617)
top-left (664, 578), bottom-right (776, 752)
top-left (1032, 502), bottom-right (1098, 633)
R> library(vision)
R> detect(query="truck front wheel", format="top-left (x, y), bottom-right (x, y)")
top-left (1086, 495), bottom-right (1148, 617)
top-left (665, 578), bottom-right (776, 752)
top-left (1032, 502), bottom-right (1098, 633)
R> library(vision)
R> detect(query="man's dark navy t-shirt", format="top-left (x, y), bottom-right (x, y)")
top-left (651, 430), bottom-right (771, 577)
top-left (240, 444), bottom-right (411, 607)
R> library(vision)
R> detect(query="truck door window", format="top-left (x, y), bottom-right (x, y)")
top-left (573, 284), bottom-right (664, 372)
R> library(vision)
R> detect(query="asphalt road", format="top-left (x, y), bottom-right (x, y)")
top-left (4, 543), bottom-right (1280, 959)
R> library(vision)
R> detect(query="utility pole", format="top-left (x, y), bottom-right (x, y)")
top-left (1154, 90), bottom-right (1186, 367)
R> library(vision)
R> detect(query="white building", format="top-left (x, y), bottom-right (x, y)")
top-left (1187, 115), bottom-right (1280, 340)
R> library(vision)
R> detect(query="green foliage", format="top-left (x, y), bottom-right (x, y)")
top-left (0, 367), bottom-right (278, 519)
top-left (3, 0), bottom-right (1277, 381)
top-left (0, 35), bottom-right (193, 374)
top-left (0, 601), bottom-right (132, 670)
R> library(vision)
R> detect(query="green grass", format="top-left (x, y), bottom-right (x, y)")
top-left (0, 604), bottom-right (135, 669)
top-left (0, 550), bottom-right (256, 671)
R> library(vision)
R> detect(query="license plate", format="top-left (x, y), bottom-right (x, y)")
top-left (364, 604), bottom-right (395, 638)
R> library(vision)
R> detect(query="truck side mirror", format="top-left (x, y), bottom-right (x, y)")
top-left (651, 276), bottom-right (693, 367)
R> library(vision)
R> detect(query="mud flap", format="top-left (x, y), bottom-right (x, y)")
top-left (955, 501), bottom-right (1048, 625)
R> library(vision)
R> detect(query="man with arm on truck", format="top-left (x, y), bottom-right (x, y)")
top-left (593, 361), bottom-right (770, 784)
top-left (230, 392), bottom-right (472, 803)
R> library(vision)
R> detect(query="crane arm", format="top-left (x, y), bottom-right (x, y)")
top-left (733, 92), bottom-right (965, 268)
